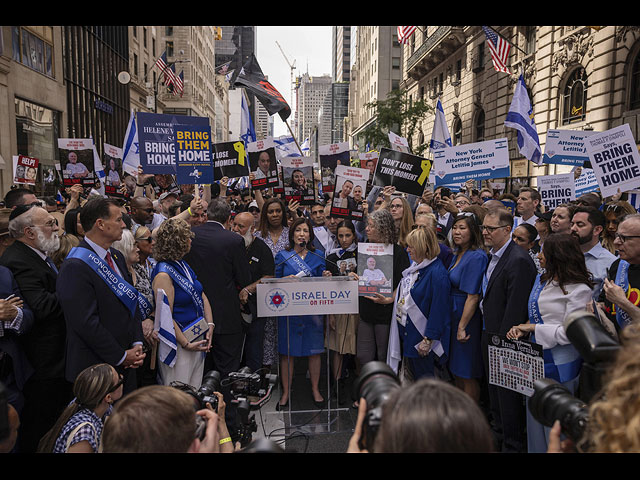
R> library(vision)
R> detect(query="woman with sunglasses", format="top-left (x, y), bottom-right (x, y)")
top-left (38, 363), bottom-right (123, 453)
top-left (447, 212), bottom-right (488, 403)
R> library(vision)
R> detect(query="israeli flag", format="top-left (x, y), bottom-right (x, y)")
top-left (629, 190), bottom-right (640, 212)
top-left (154, 288), bottom-right (177, 368)
top-left (429, 98), bottom-right (452, 151)
top-left (300, 137), bottom-right (310, 154)
top-left (274, 135), bottom-right (302, 159)
top-left (240, 94), bottom-right (256, 145)
top-left (505, 74), bottom-right (542, 165)
top-left (122, 110), bottom-right (140, 177)
top-left (91, 138), bottom-right (106, 196)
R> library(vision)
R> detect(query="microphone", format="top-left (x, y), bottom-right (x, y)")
top-left (299, 242), bottom-right (343, 271)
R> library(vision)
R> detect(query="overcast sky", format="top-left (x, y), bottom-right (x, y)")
top-left (255, 26), bottom-right (333, 137)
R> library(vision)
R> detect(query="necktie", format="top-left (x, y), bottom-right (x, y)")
top-left (45, 256), bottom-right (58, 274)
top-left (105, 251), bottom-right (116, 270)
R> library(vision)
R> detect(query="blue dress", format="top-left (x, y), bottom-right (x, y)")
top-left (448, 249), bottom-right (488, 379)
top-left (274, 249), bottom-right (326, 357)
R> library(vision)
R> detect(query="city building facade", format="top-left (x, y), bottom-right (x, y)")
top-left (400, 26), bottom-right (640, 191)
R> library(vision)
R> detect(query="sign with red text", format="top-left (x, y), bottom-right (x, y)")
top-left (331, 165), bottom-right (369, 220)
top-left (12, 155), bottom-right (39, 185)
top-left (357, 243), bottom-right (394, 298)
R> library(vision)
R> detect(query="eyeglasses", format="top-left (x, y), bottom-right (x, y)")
top-left (108, 373), bottom-right (124, 393)
top-left (481, 224), bottom-right (509, 232)
top-left (136, 237), bottom-right (152, 243)
top-left (29, 218), bottom-right (58, 229)
top-left (614, 233), bottom-right (640, 243)
top-left (389, 204), bottom-right (402, 210)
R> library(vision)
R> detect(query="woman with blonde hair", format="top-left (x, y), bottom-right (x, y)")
top-left (151, 218), bottom-right (214, 387)
top-left (387, 224), bottom-right (452, 380)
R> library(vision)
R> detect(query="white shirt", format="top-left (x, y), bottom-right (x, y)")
top-left (533, 281), bottom-right (593, 350)
top-left (65, 162), bottom-right (89, 176)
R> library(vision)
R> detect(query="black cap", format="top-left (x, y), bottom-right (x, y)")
top-left (9, 203), bottom-right (36, 221)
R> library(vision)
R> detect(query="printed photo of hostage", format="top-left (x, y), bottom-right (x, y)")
top-left (58, 139), bottom-right (96, 187)
top-left (331, 176), bottom-right (367, 221)
top-left (248, 139), bottom-right (279, 188)
top-left (281, 156), bottom-right (316, 205)
top-left (357, 243), bottom-right (393, 298)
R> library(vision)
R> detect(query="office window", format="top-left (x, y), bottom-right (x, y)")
top-left (12, 26), bottom-right (55, 78)
top-left (562, 68), bottom-right (588, 125)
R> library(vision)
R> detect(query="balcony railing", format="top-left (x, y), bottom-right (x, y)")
top-left (406, 26), bottom-right (466, 80)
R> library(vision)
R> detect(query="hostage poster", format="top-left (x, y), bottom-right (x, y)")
top-left (58, 138), bottom-right (95, 187)
top-left (13, 155), bottom-right (39, 185)
top-left (331, 165), bottom-right (369, 220)
top-left (212, 141), bottom-right (250, 181)
top-left (281, 156), bottom-right (316, 204)
top-left (103, 143), bottom-right (125, 197)
top-left (319, 141), bottom-right (350, 193)
top-left (357, 242), bottom-right (393, 298)
top-left (248, 138), bottom-right (279, 188)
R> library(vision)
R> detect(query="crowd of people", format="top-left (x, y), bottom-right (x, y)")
top-left (1, 164), bottom-right (640, 454)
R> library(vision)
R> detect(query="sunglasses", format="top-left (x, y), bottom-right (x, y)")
top-left (108, 373), bottom-right (124, 393)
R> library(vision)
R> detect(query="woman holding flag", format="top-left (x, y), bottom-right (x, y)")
top-left (507, 233), bottom-right (593, 453)
top-left (151, 218), bottom-right (214, 388)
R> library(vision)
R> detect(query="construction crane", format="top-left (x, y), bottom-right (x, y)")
top-left (275, 41), bottom-right (296, 111)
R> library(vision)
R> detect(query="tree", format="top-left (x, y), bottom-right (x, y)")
top-left (360, 89), bottom-right (433, 156)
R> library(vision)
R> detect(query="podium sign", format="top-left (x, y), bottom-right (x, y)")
top-left (257, 277), bottom-right (359, 317)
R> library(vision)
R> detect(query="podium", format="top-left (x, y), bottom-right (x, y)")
top-left (256, 276), bottom-right (359, 436)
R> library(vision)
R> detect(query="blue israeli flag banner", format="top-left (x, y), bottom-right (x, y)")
top-left (300, 137), bottom-right (310, 154)
top-left (429, 98), bottom-right (452, 151)
top-left (154, 288), bottom-right (177, 368)
top-left (505, 74), bottom-right (542, 165)
top-left (91, 138), bottom-right (106, 196)
top-left (274, 135), bottom-right (302, 158)
top-left (240, 94), bottom-right (256, 145)
top-left (122, 110), bottom-right (140, 177)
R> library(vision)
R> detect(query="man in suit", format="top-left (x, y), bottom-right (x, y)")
top-left (0, 204), bottom-right (72, 452)
top-left (184, 198), bottom-right (251, 435)
top-left (480, 209), bottom-right (537, 453)
top-left (56, 197), bottom-right (145, 396)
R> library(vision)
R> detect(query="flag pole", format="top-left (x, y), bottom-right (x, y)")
top-left (284, 119), bottom-right (304, 156)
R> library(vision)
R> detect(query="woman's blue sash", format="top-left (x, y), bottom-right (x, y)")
top-left (528, 275), bottom-right (582, 383)
top-left (155, 262), bottom-right (204, 328)
top-left (614, 259), bottom-right (633, 329)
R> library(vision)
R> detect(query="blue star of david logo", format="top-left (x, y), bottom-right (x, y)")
top-left (191, 324), bottom-right (202, 336)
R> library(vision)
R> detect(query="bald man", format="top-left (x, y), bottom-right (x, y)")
top-left (232, 212), bottom-right (274, 372)
top-left (129, 197), bottom-right (164, 233)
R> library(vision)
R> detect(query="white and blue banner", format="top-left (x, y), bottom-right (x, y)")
top-left (585, 123), bottom-right (640, 198)
top-left (154, 288), bottom-right (177, 368)
top-left (174, 124), bottom-right (214, 185)
top-left (274, 135), bottom-right (302, 159)
top-left (240, 93), bottom-right (256, 146)
top-left (543, 129), bottom-right (596, 166)
top-left (257, 277), bottom-right (359, 317)
top-left (432, 138), bottom-right (510, 186)
top-left (429, 98), bottom-right (452, 151)
top-left (574, 168), bottom-right (600, 197)
top-left (504, 74), bottom-right (542, 165)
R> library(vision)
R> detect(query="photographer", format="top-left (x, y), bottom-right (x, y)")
top-left (101, 385), bottom-right (232, 453)
top-left (348, 377), bottom-right (494, 453)
top-left (547, 322), bottom-right (640, 453)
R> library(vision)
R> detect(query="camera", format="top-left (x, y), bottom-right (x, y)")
top-left (226, 366), bottom-right (277, 405)
top-left (528, 310), bottom-right (621, 447)
top-left (351, 361), bottom-right (401, 451)
top-left (172, 369), bottom-right (222, 412)
top-left (529, 378), bottom-right (589, 444)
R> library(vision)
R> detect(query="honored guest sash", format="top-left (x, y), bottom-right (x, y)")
top-left (67, 247), bottom-right (151, 318)
top-left (614, 260), bottom-right (633, 329)
top-left (528, 275), bottom-right (582, 383)
top-left (287, 253), bottom-right (313, 277)
top-left (154, 261), bottom-right (205, 330)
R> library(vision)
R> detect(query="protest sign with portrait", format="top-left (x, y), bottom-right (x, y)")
top-left (13, 155), bottom-right (39, 185)
top-left (58, 138), bottom-right (95, 186)
top-left (331, 165), bottom-right (369, 220)
top-left (281, 156), bottom-right (315, 205)
top-left (357, 242), bottom-right (393, 298)
top-left (102, 143), bottom-right (125, 196)
top-left (248, 138), bottom-right (279, 188)
top-left (319, 141), bottom-right (350, 193)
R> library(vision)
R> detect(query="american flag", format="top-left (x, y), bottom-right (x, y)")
top-left (397, 26), bottom-right (417, 44)
top-left (482, 26), bottom-right (511, 74)
top-left (154, 51), bottom-right (178, 87)
top-left (173, 70), bottom-right (184, 97)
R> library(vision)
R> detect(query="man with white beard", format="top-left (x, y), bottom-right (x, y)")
top-left (232, 212), bottom-right (275, 372)
top-left (0, 204), bottom-right (72, 452)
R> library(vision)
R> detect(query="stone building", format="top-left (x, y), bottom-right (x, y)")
top-left (400, 26), bottom-right (640, 191)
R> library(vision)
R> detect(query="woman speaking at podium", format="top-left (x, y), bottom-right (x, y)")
top-left (274, 217), bottom-right (326, 410)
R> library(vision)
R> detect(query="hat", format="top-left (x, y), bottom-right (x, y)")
top-left (248, 200), bottom-right (259, 211)
top-left (159, 191), bottom-right (178, 202)
top-left (9, 203), bottom-right (36, 221)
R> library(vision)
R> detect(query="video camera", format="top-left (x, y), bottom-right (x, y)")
top-left (171, 370), bottom-right (222, 412)
top-left (528, 310), bottom-right (620, 446)
top-left (351, 361), bottom-right (401, 452)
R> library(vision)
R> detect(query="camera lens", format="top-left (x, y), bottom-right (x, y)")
top-left (529, 378), bottom-right (589, 443)
top-left (199, 370), bottom-right (221, 396)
